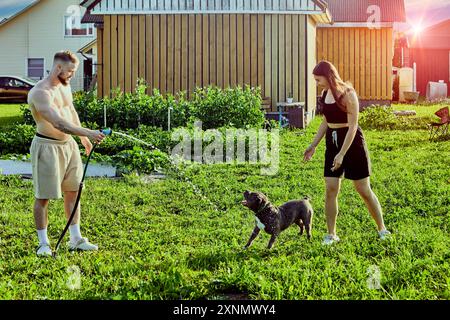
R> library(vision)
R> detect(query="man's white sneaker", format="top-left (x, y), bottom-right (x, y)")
top-left (322, 234), bottom-right (340, 245)
top-left (68, 238), bottom-right (98, 251)
top-left (36, 243), bottom-right (52, 257)
top-left (378, 229), bottom-right (391, 240)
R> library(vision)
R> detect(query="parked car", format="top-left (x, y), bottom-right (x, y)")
top-left (0, 76), bottom-right (37, 103)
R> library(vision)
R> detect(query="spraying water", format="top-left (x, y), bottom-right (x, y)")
top-left (113, 131), bottom-right (157, 150)
top-left (107, 129), bottom-right (219, 211)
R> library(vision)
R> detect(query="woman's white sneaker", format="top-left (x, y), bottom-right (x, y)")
top-left (322, 234), bottom-right (340, 245)
top-left (36, 243), bottom-right (52, 257)
top-left (68, 238), bottom-right (98, 251)
top-left (378, 229), bottom-right (391, 240)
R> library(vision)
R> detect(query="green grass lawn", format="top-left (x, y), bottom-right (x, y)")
top-left (0, 104), bottom-right (24, 128)
top-left (1, 103), bottom-right (449, 300)
top-left (392, 102), bottom-right (446, 118)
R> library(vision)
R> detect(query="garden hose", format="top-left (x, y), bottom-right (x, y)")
top-left (52, 128), bottom-right (112, 258)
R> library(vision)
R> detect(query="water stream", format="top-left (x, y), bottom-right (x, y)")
top-left (104, 100), bottom-right (217, 210)
top-left (113, 131), bottom-right (157, 149)
top-left (111, 130), bottom-right (219, 211)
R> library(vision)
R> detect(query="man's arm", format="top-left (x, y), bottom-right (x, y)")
top-left (67, 92), bottom-right (94, 154)
top-left (68, 94), bottom-right (87, 138)
top-left (31, 89), bottom-right (103, 142)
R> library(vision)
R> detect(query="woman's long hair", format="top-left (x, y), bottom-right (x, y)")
top-left (313, 60), bottom-right (354, 112)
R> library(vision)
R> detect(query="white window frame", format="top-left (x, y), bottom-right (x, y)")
top-left (26, 57), bottom-right (46, 80)
top-left (64, 15), bottom-right (94, 37)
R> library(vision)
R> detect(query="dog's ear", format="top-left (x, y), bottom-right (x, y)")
top-left (244, 190), bottom-right (250, 197)
top-left (255, 192), bottom-right (268, 205)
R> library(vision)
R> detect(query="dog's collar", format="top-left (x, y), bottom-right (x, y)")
top-left (257, 202), bottom-right (270, 214)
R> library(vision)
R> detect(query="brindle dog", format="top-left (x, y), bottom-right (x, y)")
top-left (242, 191), bottom-right (314, 249)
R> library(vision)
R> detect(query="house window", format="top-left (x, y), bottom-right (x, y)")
top-left (28, 58), bottom-right (44, 79)
top-left (64, 15), bottom-right (93, 36)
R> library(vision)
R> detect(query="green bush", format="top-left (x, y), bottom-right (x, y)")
top-left (20, 104), bottom-right (34, 125)
top-left (0, 124), bottom-right (172, 174)
top-left (0, 123), bottom-right (275, 167)
top-left (0, 124), bottom-right (35, 154)
top-left (18, 81), bottom-right (192, 130)
top-left (359, 105), bottom-right (399, 130)
top-left (21, 81), bottom-right (265, 131)
top-left (189, 85), bottom-right (265, 129)
top-left (10, 82), bottom-right (266, 173)
top-left (112, 146), bottom-right (170, 174)
top-left (81, 83), bottom-right (192, 130)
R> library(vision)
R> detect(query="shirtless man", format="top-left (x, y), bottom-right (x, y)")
top-left (28, 51), bottom-right (106, 256)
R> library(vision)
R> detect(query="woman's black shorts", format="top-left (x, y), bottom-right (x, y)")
top-left (324, 126), bottom-right (371, 180)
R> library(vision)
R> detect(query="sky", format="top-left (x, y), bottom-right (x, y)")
top-left (0, 0), bottom-right (449, 29)
top-left (400, 0), bottom-right (450, 32)
top-left (0, 0), bottom-right (35, 21)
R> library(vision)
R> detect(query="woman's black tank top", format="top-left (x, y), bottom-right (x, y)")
top-left (320, 90), bottom-right (348, 124)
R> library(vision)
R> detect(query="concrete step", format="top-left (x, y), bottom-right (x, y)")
top-left (0, 160), bottom-right (117, 177)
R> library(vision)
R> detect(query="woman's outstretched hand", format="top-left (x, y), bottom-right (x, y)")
top-left (303, 145), bottom-right (316, 162)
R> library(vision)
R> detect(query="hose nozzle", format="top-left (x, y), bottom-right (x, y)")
top-left (101, 128), bottom-right (112, 136)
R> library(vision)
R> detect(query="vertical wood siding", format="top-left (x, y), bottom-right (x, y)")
top-left (409, 48), bottom-right (450, 97)
top-left (99, 13), bottom-right (312, 111)
top-left (317, 27), bottom-right (394, 100)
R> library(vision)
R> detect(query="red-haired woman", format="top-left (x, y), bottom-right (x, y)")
top-left (303, 60), bottom-right (390, 245)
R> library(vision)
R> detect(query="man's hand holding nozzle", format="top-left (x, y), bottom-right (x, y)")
top-left (87, 129), bottom-right (106, 144)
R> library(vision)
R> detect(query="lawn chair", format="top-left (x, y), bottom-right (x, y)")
top-left (429, 106), bottom-right (449, 140)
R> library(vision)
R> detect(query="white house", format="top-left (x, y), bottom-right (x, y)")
top-left (0, 0), bottom-right (96, 91)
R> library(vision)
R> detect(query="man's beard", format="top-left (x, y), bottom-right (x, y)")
top-left (58, 74), bottom-right (71, 86)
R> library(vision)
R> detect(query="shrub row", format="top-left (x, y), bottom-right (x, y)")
top-left (22, 82), bottom-right (266, 131)
top-left (0, 124), bottom-right (278, 174)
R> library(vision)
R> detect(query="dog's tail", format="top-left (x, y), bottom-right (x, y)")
top-left (303, 195), bottom-right (311, 201)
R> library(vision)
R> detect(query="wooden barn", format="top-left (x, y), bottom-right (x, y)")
top-left (407, 19), bottom-right (450, 98)
top-left (316, 0), bottom-right (406, 107)
top-left (80, 0), bottom-right (332, 121)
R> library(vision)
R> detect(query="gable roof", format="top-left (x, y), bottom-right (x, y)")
top-left (0, 0), bottom-right (41, 28)
top-left (81, 0), bottom-right (331, 24)
top-left (80, 0), bottom-right (98, 10)
top-left (325, 0), bottom-right (406, 23)
top-left (78, 38), bottom-right (96, 54)
top-left (81, 0), bottom-right (329, 12)
top-left (81, 10), bottom-right (103, 24)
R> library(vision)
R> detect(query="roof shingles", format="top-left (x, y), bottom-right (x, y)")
top-left (79, 0), bottom-right (406, 24)
top-left (325, 0), bottom-right (406, 23)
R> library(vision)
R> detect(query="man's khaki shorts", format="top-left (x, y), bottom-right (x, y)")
top-left (30, 135), bottom-right (83, 200)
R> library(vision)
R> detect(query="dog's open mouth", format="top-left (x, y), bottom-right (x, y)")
top-left (241, 200), bottom-right (248, 206)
